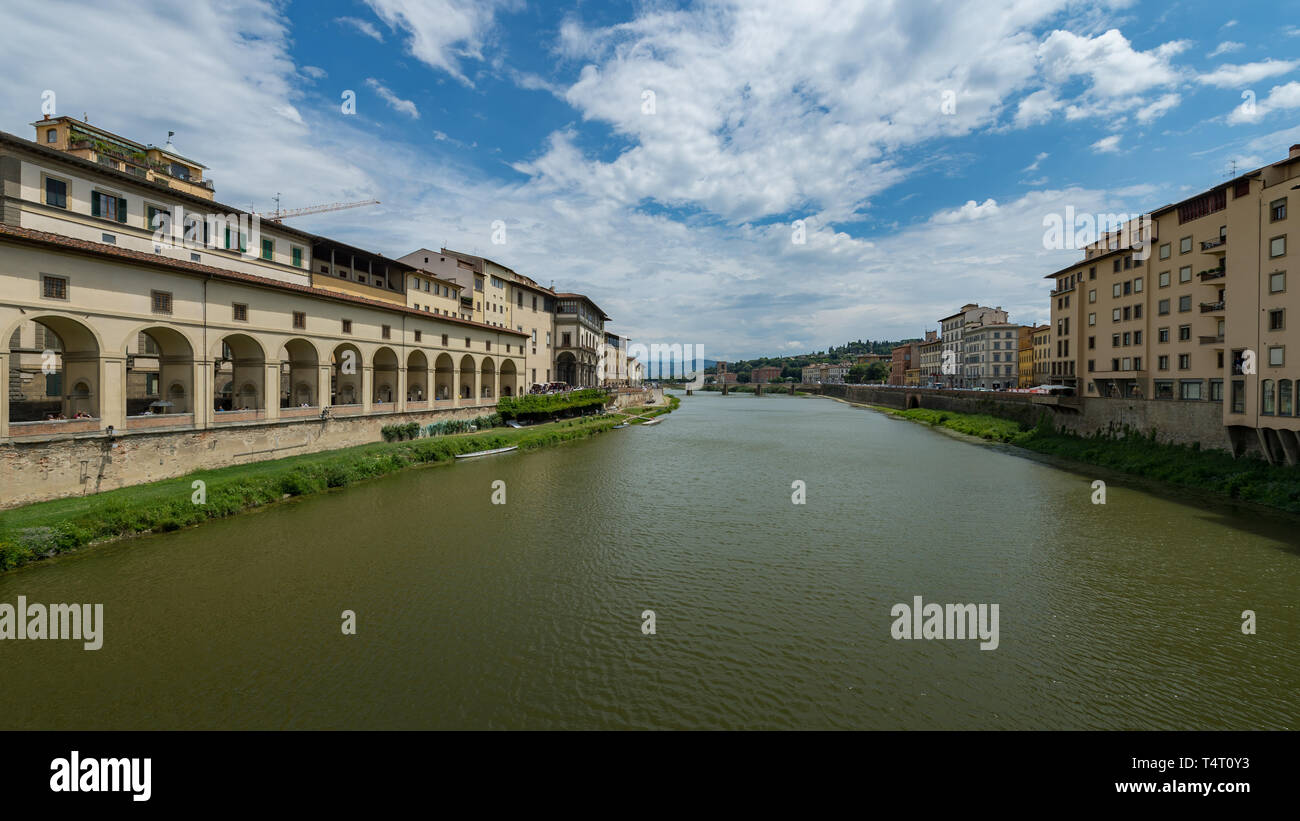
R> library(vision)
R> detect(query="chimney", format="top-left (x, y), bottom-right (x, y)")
top-left (1291, 144), bottom-right (1300, 159)
top-left (42, 114), bottom-right (49, 121)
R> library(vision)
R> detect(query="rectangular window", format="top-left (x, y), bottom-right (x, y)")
top-left (1270, 235), bottom-right (1286, 258)
top-left (1155, 381), bottom-right (1174, 399)
top-left (1112, 334), bottom-right (1121, 347)
top-left (1088, 289), bottom-right (1096, 303)
top-left (1123, 306), bottom-right (1132, 321)
top-left (291, 246), bottom-right (303, 267)
top-left (41, 274), bottom-right (68, 300)
top-left (1134, 304), bottom-right (1143, 319)
top-left (1179, 325), bottom-right (1191, 341)
top-left (1270, 272), bottom-right (1286, 293)
top-left (1178, 295), bottom-right (1191, 312)
top-left (1158, 355), bottom-right (1169, 370)
top-left (1112, 283), bottom-right (1122, 298)
top-left (1270, 309), bottom-right (1285, 331)
top-left (1159, 243), bottom-right (1171, 260)
top-left (1231, 380), bottom-right (1245, 413)
top-left (1270, 198), bottom-right (1287, 222)
top-left (1179, 266), bottom-right (1192, 283)
top-left (1178, 354), bottom-right (1190, 369)
top-left (91, 191), bottom-right (128, 223)
top-left (465, 337), bottom-right (471, 347)
top-left (1159, 271), bottom-right (1170, 287)
top-left (414, 330), bottom-right (422, 342)
top-left (1134, 330), bottom-right (1142, 344)
top-left (1088, 312), bottom-right (1096, 326)
top-left (293, 311), bottom-right (306, 330)
top-left (44, 177), bottom-right (67, 208)
top-left (1158, 327), bottom-right (1169, 343)
top-left (441, 334), bottom-right (449, 346)
top-left (1134, 277), bottom-right (1143, 293)
top-left (1179, 236), bottom-right (1192, 254)
top-left (151, 290), bottom-right (173, 314)
top-left (1210, 380), bottom-right (1223, 402)
top-left (261, 238), bottom-right (273, 260)
top-left (1269, 346), bottom-right (1285, 366)
top-left (342, 319), bottom-right (352, 334)
top-left (233, 303), bottom-right (248, 322)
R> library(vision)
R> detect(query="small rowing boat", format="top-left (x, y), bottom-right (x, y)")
top-left (455, 445), bottom-right (519, 459)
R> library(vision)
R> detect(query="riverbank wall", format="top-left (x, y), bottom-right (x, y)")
top-left (819, 384), bottom-right (1237, 453)
top-left (0, 403), bottom-right (499, 510)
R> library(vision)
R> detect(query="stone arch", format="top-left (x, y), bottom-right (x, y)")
top-left (500, 358), bottom-right (518, 397)
top-left (459, 354), bottom-right (477, 401)
top-left (434, 353), bottom-right (455, 401)
top-left (556, 351), bottom-right (577, 387)
top-left (6, 314), bottom-right (103, 423)
top-left (330, 342), bottom-right (364, 407)
top-left (373, 346), bottom-right (399, 405)
top-left (407, 349), bottom-right (429, 401)
top-left (212, 333), bottom-right (266, 412)
top-left (279, 337), bottom-right (322, 408)
top-left (125, 325), bottom-right (196, 416)
top-left (906, 393), bottom-right (920, 410)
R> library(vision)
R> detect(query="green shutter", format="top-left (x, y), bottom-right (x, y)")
top-left (225, 227), bottom-right (231, 249)
top-left (117, 197), bottom-right (128, 223)
top-left (91, 193), bottom-right (101, 218)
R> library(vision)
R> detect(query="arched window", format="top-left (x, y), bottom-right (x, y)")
top-left (1280, 380), bottom-right (1293, 416)
top-left (1262, 379), bottom-right (1275, 415)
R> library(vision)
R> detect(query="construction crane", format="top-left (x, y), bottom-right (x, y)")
top-left (257, 195), bottom-right (380, 222)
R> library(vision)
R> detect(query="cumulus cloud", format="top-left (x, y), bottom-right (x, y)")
top-left (1228, 81), bottom-right (1300, 124)
top-left (934, 199), bottom-right (1001, 224)
top-left (1208, 41), bottom-right (1243, 58)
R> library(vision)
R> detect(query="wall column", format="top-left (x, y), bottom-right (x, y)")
top-left (192, 360), bottom-right (210, 429)
top-left (426, 366), bottom-right (435, 406)
top-left (397, 366), bottom-right (407, 413)
top-left (317, 364), bottom-right (332, 410)
top-left (264, 360), bottom-right (280, 421)
top-left (493, 369), bottom-right (501, 402)
top-left (452, 367), bottom-right (461, 409)
top-left (362, 365), bottom-right (373, 414)
top-left (0, 352), bottom-right (8, 439)
top-left (99, 355), bottom-right (127, 433)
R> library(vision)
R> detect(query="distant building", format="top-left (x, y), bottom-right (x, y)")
top-left (889, 342), bottom-right (920, 385)
top-left (801, 365), bottom-right (822, 384)
top-left (918, 330), bottom-right (942, 386)
top-left (939, 304), bottom-right (1009, 388)
top-left (752, 365), bottom-right (782, 383)
top-left (963, 322), bottom-right (1025, 390)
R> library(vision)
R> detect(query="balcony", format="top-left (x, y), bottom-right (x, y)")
top-left (1200, 237), bottom-right (1227, 254)
top-left (1200, 300), bottom-right (1225, 313)
top-left (1198, 335), bottom-right (1225, 345)
top-left (1198, 267), bottom-right (1225, 281)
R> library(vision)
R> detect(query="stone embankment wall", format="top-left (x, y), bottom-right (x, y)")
top-left (820, 384), bottom-right (1234, 452)
top-left (0, 404), bottom-right (495, 510)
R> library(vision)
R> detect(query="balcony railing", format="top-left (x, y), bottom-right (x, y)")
top-left (1200, 237), bottom-right (1227, 252)
top-left (1198, 268), bottom-right (1225, 281)
top-left (1200, 300), bottom-right (1225, 313)
top-left (1198, 335), bottom-right (1225, 345)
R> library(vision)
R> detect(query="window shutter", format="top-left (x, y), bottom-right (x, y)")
top-left (91, 193), bottom-right (101, 218)
top-left (117, 197), bottom-right (128, 222)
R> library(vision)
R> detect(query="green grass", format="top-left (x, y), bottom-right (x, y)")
top-left (881, 404), bottom-right (1300, 514)
top-left (0, 409), bottom-right (667, 573)
top-left (886, 407), bottom-right (1028, 443)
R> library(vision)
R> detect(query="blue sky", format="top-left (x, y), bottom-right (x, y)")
top-left (2, 0), bottom-right (1299, 359)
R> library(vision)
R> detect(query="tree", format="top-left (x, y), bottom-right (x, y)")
top-left (864, 361), bottom-right (890, 383)
top-left (848, 364), bottom-right (868, 384)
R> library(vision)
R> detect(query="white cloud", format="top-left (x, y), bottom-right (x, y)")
top-left (934, 198), bottom-right (1001, 224)
top-left (335, 16), bottom-right (384, 42)
top-left (1208, 41), bottom-right (1243, 58)
top-left (1023, 152), bottom-right (1049, 171)
top-left (1091, 135), bottom-right (1122, 153)
top-left (364, 78), bottom-right (420, 119)
top-left (1032, 28), bottom-right (1189, 122)
top-left (1228, 81), bottom-right (1300, 124)
top-left (1136, 93), bottom-right (1181, 123)
top-left (362, 0), bottom-right (518, 85)
top-left (1198, 59), bottom-right (1300, 88)
top-left (301, 65), bottom-right (327, 80)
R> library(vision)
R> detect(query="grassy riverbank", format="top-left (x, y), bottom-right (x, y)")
top-left (0, 407), bottom-right (669, 572)
top-left (878, 405), bottom-right (1300, 514)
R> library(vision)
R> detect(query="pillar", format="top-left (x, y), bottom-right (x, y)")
top-left (195, 360), bottom-right (212, 429)
top-left (264, 361), bottom-right (280, 420)
top-left (317, 364), bottom-right (332, 410)
top-left (452, 367), bottom-right (461, 409)
top-left (493, 369), bottom-right (501, 403)
top-left (0, 352), bottom-right (8, 439)
top-left (362, 365), bottom-right (373, 414)
top-left (397, 366), bottom-right (407, 413)
top-left (426, 366), bottom-right (435, 405)
top-left (98, 355), bottom-right (127, 432)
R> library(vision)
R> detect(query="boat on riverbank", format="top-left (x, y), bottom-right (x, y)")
top-left (454, 445), bottom-right (520, 459)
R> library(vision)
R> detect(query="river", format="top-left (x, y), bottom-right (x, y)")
top-left (1, 391), bottom-right (1297, 729)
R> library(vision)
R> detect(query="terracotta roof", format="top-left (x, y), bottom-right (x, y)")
top-left (0, 223), bottom-right (527, 337)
